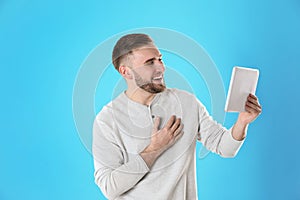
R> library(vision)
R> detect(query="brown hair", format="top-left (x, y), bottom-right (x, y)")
top-left (112, 33), bottom-right (154, 72)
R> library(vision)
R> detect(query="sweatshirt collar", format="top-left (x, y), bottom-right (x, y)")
top-left (121, 89), bottom-right (165, 108)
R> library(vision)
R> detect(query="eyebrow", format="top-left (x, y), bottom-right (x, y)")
top-left (143, 54), bottom-right (162, 64)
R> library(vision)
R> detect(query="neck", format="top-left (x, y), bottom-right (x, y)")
top-left (125, 87), bottom-right (156, 106)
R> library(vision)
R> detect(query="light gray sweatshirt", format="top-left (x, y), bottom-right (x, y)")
top-left (93, 88), bottom-right (244, 200)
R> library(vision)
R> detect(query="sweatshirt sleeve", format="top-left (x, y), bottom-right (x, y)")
top-left (92, 114), bottom-right (150, 200)
top-left (196, 98), bottom-right (245, 158)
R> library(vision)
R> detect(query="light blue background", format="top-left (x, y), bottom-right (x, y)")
top-left (1, 0), bottom-right (299, 200)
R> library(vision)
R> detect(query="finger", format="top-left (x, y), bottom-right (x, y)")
top-left (245, 104), bottom-right (262, 113)
top-left (248, 94), bottom-right (260, 105)
top-left (247, 96), bottom-right (261, 108)
top-left (170, 118), bottom-right (181, 133)
top-left (246, 102), bottom-right (261, 111)
top-left (164, 115), bottom-right (176, 129)
top-left (246, 101), bottom-right (261, 110)
top-left (248, 93), bottom-right (258, 100)
top-left (173, 130), bottom-right (184, 142)
top-left (247, 99), bottom-right (262, 109)
top-left (153, 117), bottom-right (160, 132)
top-left (173, 123), bottom-right (184, 136)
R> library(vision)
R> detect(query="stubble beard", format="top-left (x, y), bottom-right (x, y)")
top-left (132, 70), bottom-right (166, 94)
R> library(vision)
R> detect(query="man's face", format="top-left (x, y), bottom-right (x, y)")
top-left (129, 46), bottom-right (166, 93)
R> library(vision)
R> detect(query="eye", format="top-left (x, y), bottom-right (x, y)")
top-left (145, 60), bottom-right (155, 66)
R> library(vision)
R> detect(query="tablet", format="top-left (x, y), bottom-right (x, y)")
top-left (225, 66), bottom-right (259, 112)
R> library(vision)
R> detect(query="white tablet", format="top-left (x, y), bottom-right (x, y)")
top-left (225, 66), bottom-right (259, 112)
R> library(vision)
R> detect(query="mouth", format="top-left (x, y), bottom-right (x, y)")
top-left (152, 75), bottom-right (163, 81)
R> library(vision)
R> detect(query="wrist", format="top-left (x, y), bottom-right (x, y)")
top-left (141, 146), bottom-right (162, 159)
top-left (232, 120), bottom-right (249, 141)
top-left (237, 116), bottom-right (249, 127)
top-left (139, 146), bottom-right (162, 168)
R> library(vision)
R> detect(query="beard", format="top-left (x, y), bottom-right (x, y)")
top-left (132, 70), bottom-right (166, 94)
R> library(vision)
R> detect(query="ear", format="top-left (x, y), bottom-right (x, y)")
top-left (119, 65), bottom-right (133, 79)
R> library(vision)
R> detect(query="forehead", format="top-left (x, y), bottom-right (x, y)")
top-left (130, 46), bottom-right (161, 63)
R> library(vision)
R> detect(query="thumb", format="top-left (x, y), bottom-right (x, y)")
top-left (153, 116), bottom-right (160, 132)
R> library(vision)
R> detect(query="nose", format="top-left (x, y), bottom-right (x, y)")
top-left (154, 60), bottom-right (165, 72)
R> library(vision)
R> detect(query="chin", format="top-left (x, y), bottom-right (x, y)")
top-left (141, 83), bottom-right (166, 94)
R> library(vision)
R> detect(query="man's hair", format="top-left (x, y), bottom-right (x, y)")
top-left (112, 33), bottom-right (154, 72)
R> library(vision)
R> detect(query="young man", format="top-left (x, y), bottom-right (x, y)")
top-left (93, 34), bottom-right (262, 200)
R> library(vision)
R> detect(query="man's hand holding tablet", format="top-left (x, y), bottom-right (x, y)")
top-left (225, 66), bottom-right (262, 140)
